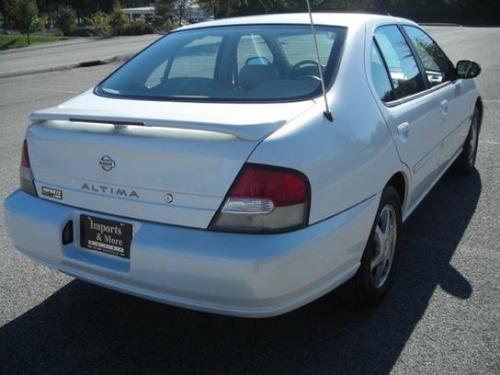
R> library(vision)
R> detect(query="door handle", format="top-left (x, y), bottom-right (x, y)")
top-left (397, 122), bottom-right (410, 140)
top-left (441, 100), bottom-right (449, 116)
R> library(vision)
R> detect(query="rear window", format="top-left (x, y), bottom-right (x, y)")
top-left (96, 25), bottom-right (346, 102)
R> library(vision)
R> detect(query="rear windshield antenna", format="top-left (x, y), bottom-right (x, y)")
top-left (305, 0), bottom-right (333, 122)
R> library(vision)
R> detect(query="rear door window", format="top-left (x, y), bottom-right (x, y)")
top-left (371, 43), bottom-right (394, 102)
top-left (402, 26), bottom-right (455, 87)
top-left (374, 25), bottom-right (425, 100)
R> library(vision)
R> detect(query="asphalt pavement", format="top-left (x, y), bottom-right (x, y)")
top-left (0, 34), bottom-right (160, 78)
top-left (0, 26), bottom-right (500, 375)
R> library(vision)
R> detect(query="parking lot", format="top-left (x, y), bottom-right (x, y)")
top-left (1, 26), bottom-right (499, 374)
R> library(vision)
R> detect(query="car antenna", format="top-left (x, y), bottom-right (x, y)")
top-left (305, 0), bottom-right (333, 122)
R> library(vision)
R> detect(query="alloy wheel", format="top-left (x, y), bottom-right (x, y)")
top-left (370, 204), bottom-right (398, 289)
top-left (468, 115), bottom-right (479, 167)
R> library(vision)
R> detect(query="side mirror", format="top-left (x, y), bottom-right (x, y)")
top-left (456, 60), bottom-right (481, 79)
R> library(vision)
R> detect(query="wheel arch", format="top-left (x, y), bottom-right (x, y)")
top-left (386, 171), bottom-right (408, 213)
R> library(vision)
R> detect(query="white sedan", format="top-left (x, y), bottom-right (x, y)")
top-left (4, 13), bottom-right (482, 317)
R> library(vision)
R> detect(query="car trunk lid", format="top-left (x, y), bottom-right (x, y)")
top-left (26, 92), bottom-right (313, 228)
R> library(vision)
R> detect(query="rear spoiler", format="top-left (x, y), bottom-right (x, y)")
top-left (30, 108), bottom-right (286, 142)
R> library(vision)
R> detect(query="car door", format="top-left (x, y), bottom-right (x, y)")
top-left (372, 25), bottom-right (445, 208)
top-left (402, 25), bottom-right (470, 167)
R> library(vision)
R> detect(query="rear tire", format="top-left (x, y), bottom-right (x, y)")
top-left (340, 186), bottom-right (402, 308)
top-left (453, 107), bottom-right (480, 175)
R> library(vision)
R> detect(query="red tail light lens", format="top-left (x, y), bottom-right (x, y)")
top-left (229, 165), bottom-right (307, 207)
top-left (21, 140), bottom-right (31, 168)
top-left (210, 164), bottom-right (310, 233)
top-left (19, 139), bottom-right (37, 196)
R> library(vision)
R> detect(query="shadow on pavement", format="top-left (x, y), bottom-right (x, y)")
top-left (0, 170), bottom-right (481, 375)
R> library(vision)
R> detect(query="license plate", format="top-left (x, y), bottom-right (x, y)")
top-left (80, 215), bottom-right (132, 258)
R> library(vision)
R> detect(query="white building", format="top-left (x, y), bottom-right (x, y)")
top-left (122, 6), bottom-right (155, 22)
top-left (123, 2), bottom-right (210, 23)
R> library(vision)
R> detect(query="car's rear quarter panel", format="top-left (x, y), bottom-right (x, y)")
top-left (249, 22), bottom-right (405, 225)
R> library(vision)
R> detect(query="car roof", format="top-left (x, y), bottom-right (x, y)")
top-left (178, 12), bottom-right (412, 31)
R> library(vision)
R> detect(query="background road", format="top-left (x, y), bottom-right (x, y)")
top-left (1, 26), bottom-right (500, 375)
top-left (0, 34), bottom-right (160, 78)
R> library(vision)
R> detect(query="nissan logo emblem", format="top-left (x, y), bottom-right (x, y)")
top-left (99, 155), bottom-right (116, 172)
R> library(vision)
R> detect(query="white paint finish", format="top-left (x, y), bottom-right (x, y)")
top-left (178, 12), bottom-right (407, 31)
top-left (249, 33), bottom-right (403, 223)
top-left (27, 121), bottom-right (258, 228)
top-left (363, 18), bottom-right (480, 213)
top-left (4, 13), bottom-right (482, 316)
top-left (4, 190), bottom-right (378, 317)
top-left (439, 80), bottom-right (477, 165)
top-left (32, 90), bottom-right (313, 141)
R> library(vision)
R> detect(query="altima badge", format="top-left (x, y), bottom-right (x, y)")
top-left (99, 155), bottom-right (115, 172)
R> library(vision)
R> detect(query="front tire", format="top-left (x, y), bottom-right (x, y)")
top-left (341, 186), bottom-right (402, 308)
top-left (453, 107), bottom-right (480, 175)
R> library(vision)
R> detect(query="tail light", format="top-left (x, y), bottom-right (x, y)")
top-left (20, 140), bottom-right (37, 196)
top-left (21, 140), bottom-right (30, 168)
top-left (210, 164), bottom-right (310, 233)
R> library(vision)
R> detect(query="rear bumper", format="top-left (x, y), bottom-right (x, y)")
top-left (3, 190), bottom-right (378, 317)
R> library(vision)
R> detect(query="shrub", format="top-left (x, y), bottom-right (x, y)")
top-left (69, 26), bottom-right (93, 37)
top-left (90, 12), bottom-right (111, 37)
top-left (54, 6), bottom-right (76, 36)
top-left (153, 17), bottom-right (175, 34)
top-left (108, 7), bottom-right (129, 36)
top-left (122, 16), bottom-right (155, 35)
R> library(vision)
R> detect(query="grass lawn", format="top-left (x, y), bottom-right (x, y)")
top-left (0, 34), bottom-right (68, 50)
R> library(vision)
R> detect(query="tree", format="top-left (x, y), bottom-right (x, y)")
top-left (54, 6), bottom-right (77, 36)
top-left (108, 2), bottom-right (129, 35)
top-left (174, 0), bottom-right (190, 25)
top-left (33, 1), bottom-right (116, 21)
top-left (4, 0), bottom-right (42, 44)
top-left (196, 0), bottom-right (217, 17)
top-left (196, 0), bottom-right (247, 18)
top-left (238, 0), bottom-right (295, 14)
top-left (90, 11), bottom-right (111, 36)
top-left (155, 0), bottom-right (175, 19)
top-left (255, 0), bottom-right (295, 13)
top-left (155, 0), bottom-right (192, 25)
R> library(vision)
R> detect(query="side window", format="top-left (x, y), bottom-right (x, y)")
top-left (374, 25), bottom-right (425, 100)
top-left (168, 36), bottom-right (223, 79)
top-left (403, 26), bottom-right (455, 86)
top-left (237, 34), bottom-right (274, 72)
top-left (371, 43), bottom-right (394, 102)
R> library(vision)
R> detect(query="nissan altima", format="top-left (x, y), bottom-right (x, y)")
top-left (3, 13), bottom-right (482, 317)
